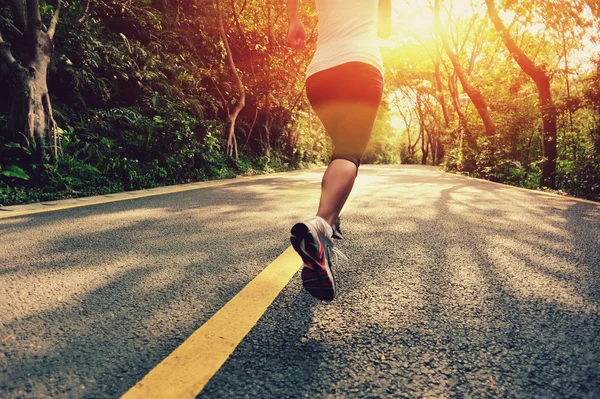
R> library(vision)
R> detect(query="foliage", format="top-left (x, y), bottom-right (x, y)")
top-left (0, 0), bottom-right (328, 206)
top-left (554, 57), bottom-right (600, 200)
top-left (388, 0), bottom-right (599, 200)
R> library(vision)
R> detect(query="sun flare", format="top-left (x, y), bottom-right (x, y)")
top-left (394, 8), bottom-right (436, 39)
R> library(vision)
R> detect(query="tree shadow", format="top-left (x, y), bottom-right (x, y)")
top-left (197, 283), bottom-right (321, 399)
top-left (2, 166), bottom-right (598, 398)
top-left (219, 168), bottom-right (600, 398)
top-left (0, 171), bottom-right (328, 398)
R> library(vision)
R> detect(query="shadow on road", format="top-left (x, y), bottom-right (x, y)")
top-left (1, 166), bottom-right (599, 398)
top-left (0, 172), bottom-right (324, 398)
top-left (198, 287), bottom-right (322, 399)
top-left (330, 167), bottom-right (600, 397)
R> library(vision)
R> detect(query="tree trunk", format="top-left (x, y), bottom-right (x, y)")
top-left (16, 33), bottom-right (55, 140)
top-left (225, 115), bottom-right (239, 159)
top-left (395, 103), bottom-right (416, 160)
top-left (428, 131), bottom-right (436, 165)
top-left (1, 0), bottom-right (61, 158)
top-left (264, 0), bottom-right (272, 160)
top-left (448, 75), bottom-right (468, 137)
top-left (421, 95), bottom-right (444, 165)
top-left (216, 0), bottom-right (245, 159)
top-left (416, 95), bottom-right (429, 164)
top-left (434, 0), bottom-right (496, 137)
top-left (434, 59), bottom-right (451, 128)
top-left (447, 76), bottom-right (468, 170)
top-left (421, 129), bottom-right (429, 165)
top-left (263, 94), bottom-right (272, 160)
top-left (485, 0), bottom-right (557, 188)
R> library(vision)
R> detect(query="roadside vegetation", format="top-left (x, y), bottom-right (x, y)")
top-left (1, 0), bottom-right (599, 206)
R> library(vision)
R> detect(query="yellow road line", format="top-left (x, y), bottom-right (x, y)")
top-left (121, 167), bottom-right (386, 399)
top-left (121, 247), bottom-right (303, 399)
top-left (3, 167), bottom-right (595, 221)
top-left (0, 181), bottom-right (239, 220)
top-left (0, 170), bottom-right (319, 220)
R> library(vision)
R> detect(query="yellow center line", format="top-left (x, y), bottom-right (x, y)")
top-left (0, 170), bottom-right (320, 219)
top-left (121, 247), bottom-right (302, 399)
top-left (0, 181), bottom-right (242, 219)
top-left (121, 167), bottom-right (387, 399)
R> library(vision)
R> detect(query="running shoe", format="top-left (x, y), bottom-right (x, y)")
top-left (290, 217), bottom-right (345, 301)
top-left (332, 216), bottom-right (343, 240)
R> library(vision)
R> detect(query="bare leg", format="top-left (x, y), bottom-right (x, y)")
top-left (316, 159), bottom-right (358, 227)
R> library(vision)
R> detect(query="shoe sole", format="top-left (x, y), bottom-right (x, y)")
top-left (290, 222), bottom-right (336, 301)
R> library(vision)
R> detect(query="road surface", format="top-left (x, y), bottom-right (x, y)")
top-left (1, 165), bottom-right (599, 398)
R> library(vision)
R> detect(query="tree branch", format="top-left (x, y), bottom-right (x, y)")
top-left (0, 14), bottom-right (24, 36)
top-left (26, 0), bottom-right (43, 32)
top-left (10, 0), bottom-right (27, 33)
top-left (78, 0), bottom-right (91, 23)
top-left (0, 31), bottom-right (18, 66)
top-left (484, 0), bottom-right (544, 81)
top-left (435, 0), bottom-right (495, 136)
top-left (216, 0), bottom-right (245, 109)
top-left (47, 0), bottom-right (62, 39)
top-left (229, 0), bottom-right (248, 51)
top-left (586, 0), bottom-right (600, 17)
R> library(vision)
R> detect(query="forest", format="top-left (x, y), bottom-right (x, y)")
top-left (1, 0), bottom-right (599, 206)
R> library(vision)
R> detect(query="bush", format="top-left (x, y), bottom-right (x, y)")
top-left (557, 156), bottom-right (600, 200)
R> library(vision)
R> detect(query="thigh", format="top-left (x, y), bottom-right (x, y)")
top-left (311, 102), bottom-right (379, 152)
top-left (305, 62), bottom-right (383, 159)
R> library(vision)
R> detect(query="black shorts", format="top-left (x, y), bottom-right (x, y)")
top-left (306, 62), bottom-right (384, 107)
top-left (306, 62), bottom-right (383, 167)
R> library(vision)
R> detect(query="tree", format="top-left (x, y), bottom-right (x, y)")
top-left (0, 0), bottom-right (62, 158)
top-left (434, 0), bottom-right (496, 137)
top-left (392, 93), bottom-right (420, 162)
top-left (215, 0), bottom-right (245, 159)
top-left (484, 0), bottom-right (558, 188)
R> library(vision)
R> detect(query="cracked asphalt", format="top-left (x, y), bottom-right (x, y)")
top-left (1, 165), bottom-right (599, 398)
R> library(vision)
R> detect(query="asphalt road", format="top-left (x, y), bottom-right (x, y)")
top-left (1, 165), bottom-right (599, 398)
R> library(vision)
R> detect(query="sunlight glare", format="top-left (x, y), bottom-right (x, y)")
top-left (392, 0), bottom-right (478, 41)
top-left (395, 8), bottom-right (436, 38)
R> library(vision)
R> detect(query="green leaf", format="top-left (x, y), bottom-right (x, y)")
top-left (1, 165), bottom-right (30, 180)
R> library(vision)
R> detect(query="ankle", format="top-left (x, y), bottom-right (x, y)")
top-left (312, 216), bottom-right (334, 237)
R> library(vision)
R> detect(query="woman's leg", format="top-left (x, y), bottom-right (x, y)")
top-left (316, 158), bottom-right (357, 227)
top-left (312, 102), bottom-right (380, 228)
top-left (291, 63), bottom-right (383, 300)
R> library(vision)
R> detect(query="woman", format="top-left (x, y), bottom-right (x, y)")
top-left (287, 0), bottom-right (391, 300)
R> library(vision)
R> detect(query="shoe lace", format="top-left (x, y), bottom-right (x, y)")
top-left (331, 246), bottom-right (348, 266)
